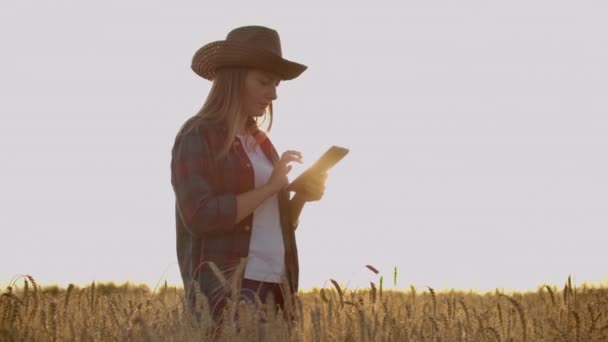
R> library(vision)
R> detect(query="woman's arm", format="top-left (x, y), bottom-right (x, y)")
top-left (286, 171), bottom-right (328, 230)
top-left (172, 133), bottom-right (239, 237)
top-left (234, 184), bottom-right (277, 223)
top-left (172, 131), bottom-right (301, 235)
top-left (237, 149), bottom-right (303, 224)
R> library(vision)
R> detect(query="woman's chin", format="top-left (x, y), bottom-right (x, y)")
top-left (245, 108), bottom-right (267, 117)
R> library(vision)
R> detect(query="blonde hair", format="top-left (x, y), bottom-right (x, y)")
top-left (179, 67), bottom-right (274, 162)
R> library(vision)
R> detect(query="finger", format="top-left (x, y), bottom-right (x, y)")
top-left (309, 177), bottom-right (327, 187)
top-left (282, 150), bottom-right (303, 162)
top-left (281, 152), bottom-right (302, 163)
top-left (305, 183), bottom-right (325, 194)
top-left (302, 189), bottom-right (323, 201)
top-left (289, 150), bottom-right (303, 158)
top-left (308, 172), bottom-right (327, 182)
top-left (282, 150), bottom-right (302, 158)
top-left (280, 155), bottom-right (303, 165)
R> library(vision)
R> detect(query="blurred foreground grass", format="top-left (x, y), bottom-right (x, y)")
top-left (1, 274), bottom-right (607, 341)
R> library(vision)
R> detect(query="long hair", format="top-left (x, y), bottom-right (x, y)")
top-left (179, 67), bottom-right (274, 162)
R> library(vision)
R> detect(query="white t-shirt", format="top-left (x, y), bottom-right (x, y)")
top-left (237, 134), bottom-right (286, 283)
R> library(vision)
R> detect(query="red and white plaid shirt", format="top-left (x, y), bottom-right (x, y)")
top-left (170, 116), bottom-right (300, 316)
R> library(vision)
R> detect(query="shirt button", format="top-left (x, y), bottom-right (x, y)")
top-left (244, 225), bottom-right (251, 231)
top-left (245, 163), bottom-right (251, 168)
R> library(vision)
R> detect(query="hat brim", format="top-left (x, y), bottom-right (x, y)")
top-left (191, 41), bottom-right (307, 81)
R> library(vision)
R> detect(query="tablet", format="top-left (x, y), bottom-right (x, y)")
top-left (286, 145), bottom-right (349, 192)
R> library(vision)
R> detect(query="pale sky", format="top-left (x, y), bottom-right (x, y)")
top-left (1, 0), bottom-right (607, 293)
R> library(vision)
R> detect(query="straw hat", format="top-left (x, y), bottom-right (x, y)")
top-left (191, 25), bottom-right (307, 81)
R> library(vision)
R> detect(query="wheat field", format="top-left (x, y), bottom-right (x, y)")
top-left (1, 271), bottom-right (607, 341)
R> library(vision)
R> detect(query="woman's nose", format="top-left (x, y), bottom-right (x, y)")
top-left (268, 86), bottom-right (278, 101)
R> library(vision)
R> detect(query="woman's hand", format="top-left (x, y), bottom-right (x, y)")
top-left (265, 150), bottom-right (303, 193)
top-left (294, 172), bottom-right (328, 202)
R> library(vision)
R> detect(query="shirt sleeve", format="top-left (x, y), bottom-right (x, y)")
top-left (293, 218), bottom-right (300, 231)
top-left (288, 200), bottom-right (300, 231)
top-left (171, 132), bottom-right (237, 237)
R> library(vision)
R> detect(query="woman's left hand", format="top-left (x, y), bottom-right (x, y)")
top-left (294, 172), bottom-right (328, 202)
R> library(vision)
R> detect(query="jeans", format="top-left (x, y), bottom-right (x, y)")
top-left (239, 277), bottom-right (285, 315)
top-left (201, 276), bottom-right (293, 324)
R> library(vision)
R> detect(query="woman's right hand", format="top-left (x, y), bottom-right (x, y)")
top-left (265, 150), bottom-right (303, 193)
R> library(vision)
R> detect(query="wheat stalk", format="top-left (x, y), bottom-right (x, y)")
top-left (330, 279), bottom-right (344, 308)
top-left (427, 286), bottom-right (437, 316)
top-left (499, 294), bottom-right (527, 342)
top-left (365, 265), bottom-right (379, 274)
top-left (541, 284), bottom-right (556, 307)
top-left (370, 282), bottom-right (377, 304)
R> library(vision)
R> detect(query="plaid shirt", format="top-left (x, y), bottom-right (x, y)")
top-left (170, 116), bottom-right (300, 313)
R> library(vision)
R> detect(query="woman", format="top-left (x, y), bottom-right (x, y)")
top-left (170, 26), bottom-right (327, 327)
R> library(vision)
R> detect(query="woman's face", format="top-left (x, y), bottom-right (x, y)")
top-left (241, 69), bottom-right (281, 117)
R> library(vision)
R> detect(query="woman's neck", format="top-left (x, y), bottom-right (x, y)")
top-left (237, 117), bottom-right (254, 135)
top-left (237, 127), bottom-right (249, 136)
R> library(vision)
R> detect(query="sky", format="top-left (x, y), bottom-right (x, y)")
top-left (1, 0), bottom-right (607, 293)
